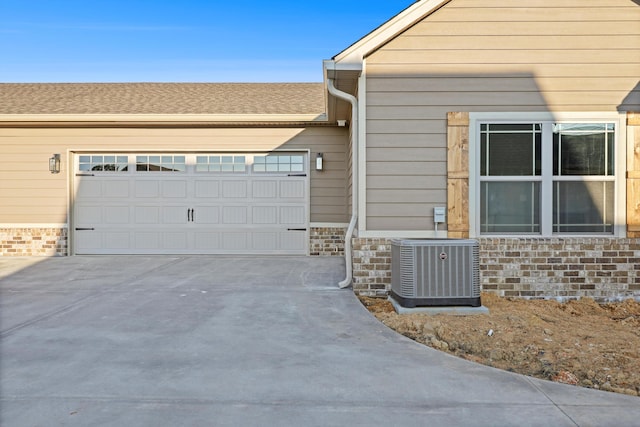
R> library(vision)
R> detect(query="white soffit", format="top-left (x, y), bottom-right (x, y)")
top-left (332, 0), bottom-right (451, 67)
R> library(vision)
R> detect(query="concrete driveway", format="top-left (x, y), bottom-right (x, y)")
top-left (1, 256), bottom-right (638, 427)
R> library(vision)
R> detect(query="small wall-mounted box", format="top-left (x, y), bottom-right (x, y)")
top-left (433, 206), bottom-right (446, 223)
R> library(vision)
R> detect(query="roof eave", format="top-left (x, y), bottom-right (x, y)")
top-left (0, 113), bottom-right (326, 122)
top-left (0, 113), bottom-right (330, 128)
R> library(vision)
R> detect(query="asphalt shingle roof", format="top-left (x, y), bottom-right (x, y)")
top-left (0, 83), bottom-right (326, 116)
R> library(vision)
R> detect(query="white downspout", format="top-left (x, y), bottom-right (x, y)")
top-left (327, 78), bottom-right (358, 289)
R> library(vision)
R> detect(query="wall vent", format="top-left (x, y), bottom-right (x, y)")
top-left (391, 239), bottom-right (480, 307)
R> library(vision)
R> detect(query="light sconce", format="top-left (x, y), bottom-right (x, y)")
top-left (49, 154), bottom-right (61, 174)
top-left (315, 153), bottom-right (324, 171)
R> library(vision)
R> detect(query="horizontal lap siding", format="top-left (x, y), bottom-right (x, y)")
top-left (365, 0), bottom-right (640, 231)
top-left (0, 127), bottom-right (348, 224)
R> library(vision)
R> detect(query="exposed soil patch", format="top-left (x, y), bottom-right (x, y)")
top-left (359, 293), bottom-right (640, 397)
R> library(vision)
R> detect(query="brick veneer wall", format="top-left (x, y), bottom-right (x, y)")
top-left (351, 237), bottom-right (640, 301)
top-left (352, 238), bottom-right (393, 297)
top-left (309, 227), bottom-right (346, 256)
top-left (0, 228), bottom-right (68, 256)
top-left (479, 238), bottom-right (640, 300)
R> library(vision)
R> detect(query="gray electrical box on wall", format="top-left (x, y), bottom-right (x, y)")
top-left (433, 207), bottom-right (446, 223)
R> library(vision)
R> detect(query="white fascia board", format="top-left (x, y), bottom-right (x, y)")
top-left (0, 113), bottom-right (327, 123)
top-left (323, 59), bottom-right (362, 77)
top-left (333, 0), bottom-right (451, 66)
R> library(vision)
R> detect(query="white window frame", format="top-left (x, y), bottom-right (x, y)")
top-left (469, 112), bottom-right (627, 238)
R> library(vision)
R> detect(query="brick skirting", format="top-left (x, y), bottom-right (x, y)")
top-left (0, 228), bottom-right (68, 256)
top-left (309, 227), bottom-right (346, 256)
top-left (351, 237), bottom-right (640, 301)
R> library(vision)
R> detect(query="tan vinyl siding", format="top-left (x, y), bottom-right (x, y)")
top-left (0, 127), bottom-right (348, 224)
top-left (364, 0), bottom-right (640, 231)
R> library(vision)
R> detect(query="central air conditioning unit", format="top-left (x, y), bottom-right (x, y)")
top-left (391, 239), bottom-right (480, 308)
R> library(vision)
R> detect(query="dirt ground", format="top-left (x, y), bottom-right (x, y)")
top-left (359, 293), bottom-right (640, 397)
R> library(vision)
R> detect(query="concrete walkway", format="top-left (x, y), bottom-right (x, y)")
top-left (1, 256), bottom-right (638, 426)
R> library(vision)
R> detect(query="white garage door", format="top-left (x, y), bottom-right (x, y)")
top-left (73, 153), bottom-right (308, 255)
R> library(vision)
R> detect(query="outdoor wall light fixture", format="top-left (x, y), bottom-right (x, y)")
top-left (49, 154), bottom-right (61, 174)
top-left (316, 153), bottom-right (324, 171)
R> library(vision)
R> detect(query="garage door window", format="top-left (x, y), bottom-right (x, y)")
top-left (79, 155), bottom-right (128, 172)
top-left (254, 154), bottom-right (304, 173)
top-left (136, 155), bottom-right (186, 172)
top-left (196, 155), bottom-right (246, 173)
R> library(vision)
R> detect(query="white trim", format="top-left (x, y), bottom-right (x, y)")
top-left (333, 0), bottom-right (450, 65)
top-left (310, 223), bottom-right (349, 228)
top-left (358, 67), bottom-right (368, 233)
top-left (469, 111), bottom-right (627, 238)
top-left (0, 113), bottom-right (326, 123)
top-left (0, 224), bottom-right (68, 228)
top-left (357, 230), bottom-right (449, 239)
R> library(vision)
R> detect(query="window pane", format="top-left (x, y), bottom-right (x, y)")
top-left (481, 125), bottom-right (540, 176)
top-left (553, 181), bottom-right (614, 233)
top-left (481, 182), bottom-right (540, 233)
top-left (553, 123), bottom-right (614, 176)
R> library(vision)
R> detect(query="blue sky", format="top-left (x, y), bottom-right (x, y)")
top-left (0, 0), bottom-right (415, 83)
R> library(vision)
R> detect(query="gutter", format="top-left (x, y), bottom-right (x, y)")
top-left (326, 78), bottom-right (358, 289)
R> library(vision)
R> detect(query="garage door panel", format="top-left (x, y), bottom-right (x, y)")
top-left (77, 180), bottom-right (102, 198)
top-left (75, 231), bottom-right (102, 251)
top-left (135, 181), bottom-right (160, 198)
top-left (252, 232), bottom-right (278, 250)
top-left (163, 232), bottom-right (188, 249)
top-left (104, 180), bottom-right (130, 198)
top-left (281, 231), bottom-right (306, 251)
top-left (163, 206), bottom-right (188, 224)
top-left (223, 232), bottom-right (248, 250)
top-left (162, 180), bottom-right (187, 198)
top-left (194, 232), bottom-right (220, 250)
top-left (104, 206), bottom-right (130, 224)
top-left (104, 231), bottom-right (130, 250)
top-left (135, 232), bottom-right (160, 249)
top-left (195, 206), bottom-right (220, 224)
top-left (195, 180), bottom-right (220, 198)
top-left (252, 206), bottom-right (277, 224)
top-left (280, 180), bottom-right (305, 199)
top-left (135, 206), bottom-right (160, 224)
top-left (77, 205), bottom-right (102, 224)
top-left (253, 181), bottom-right (278, 198)
top-left (280, 206), bottom-right (306, 225)
top-left (223, 206), bottom-right (247, 224)
top-left (222, 181), bottom-right (247, 198)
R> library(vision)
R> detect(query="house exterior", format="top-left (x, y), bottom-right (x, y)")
top-left (2, 0), bottom-right (639, 300)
